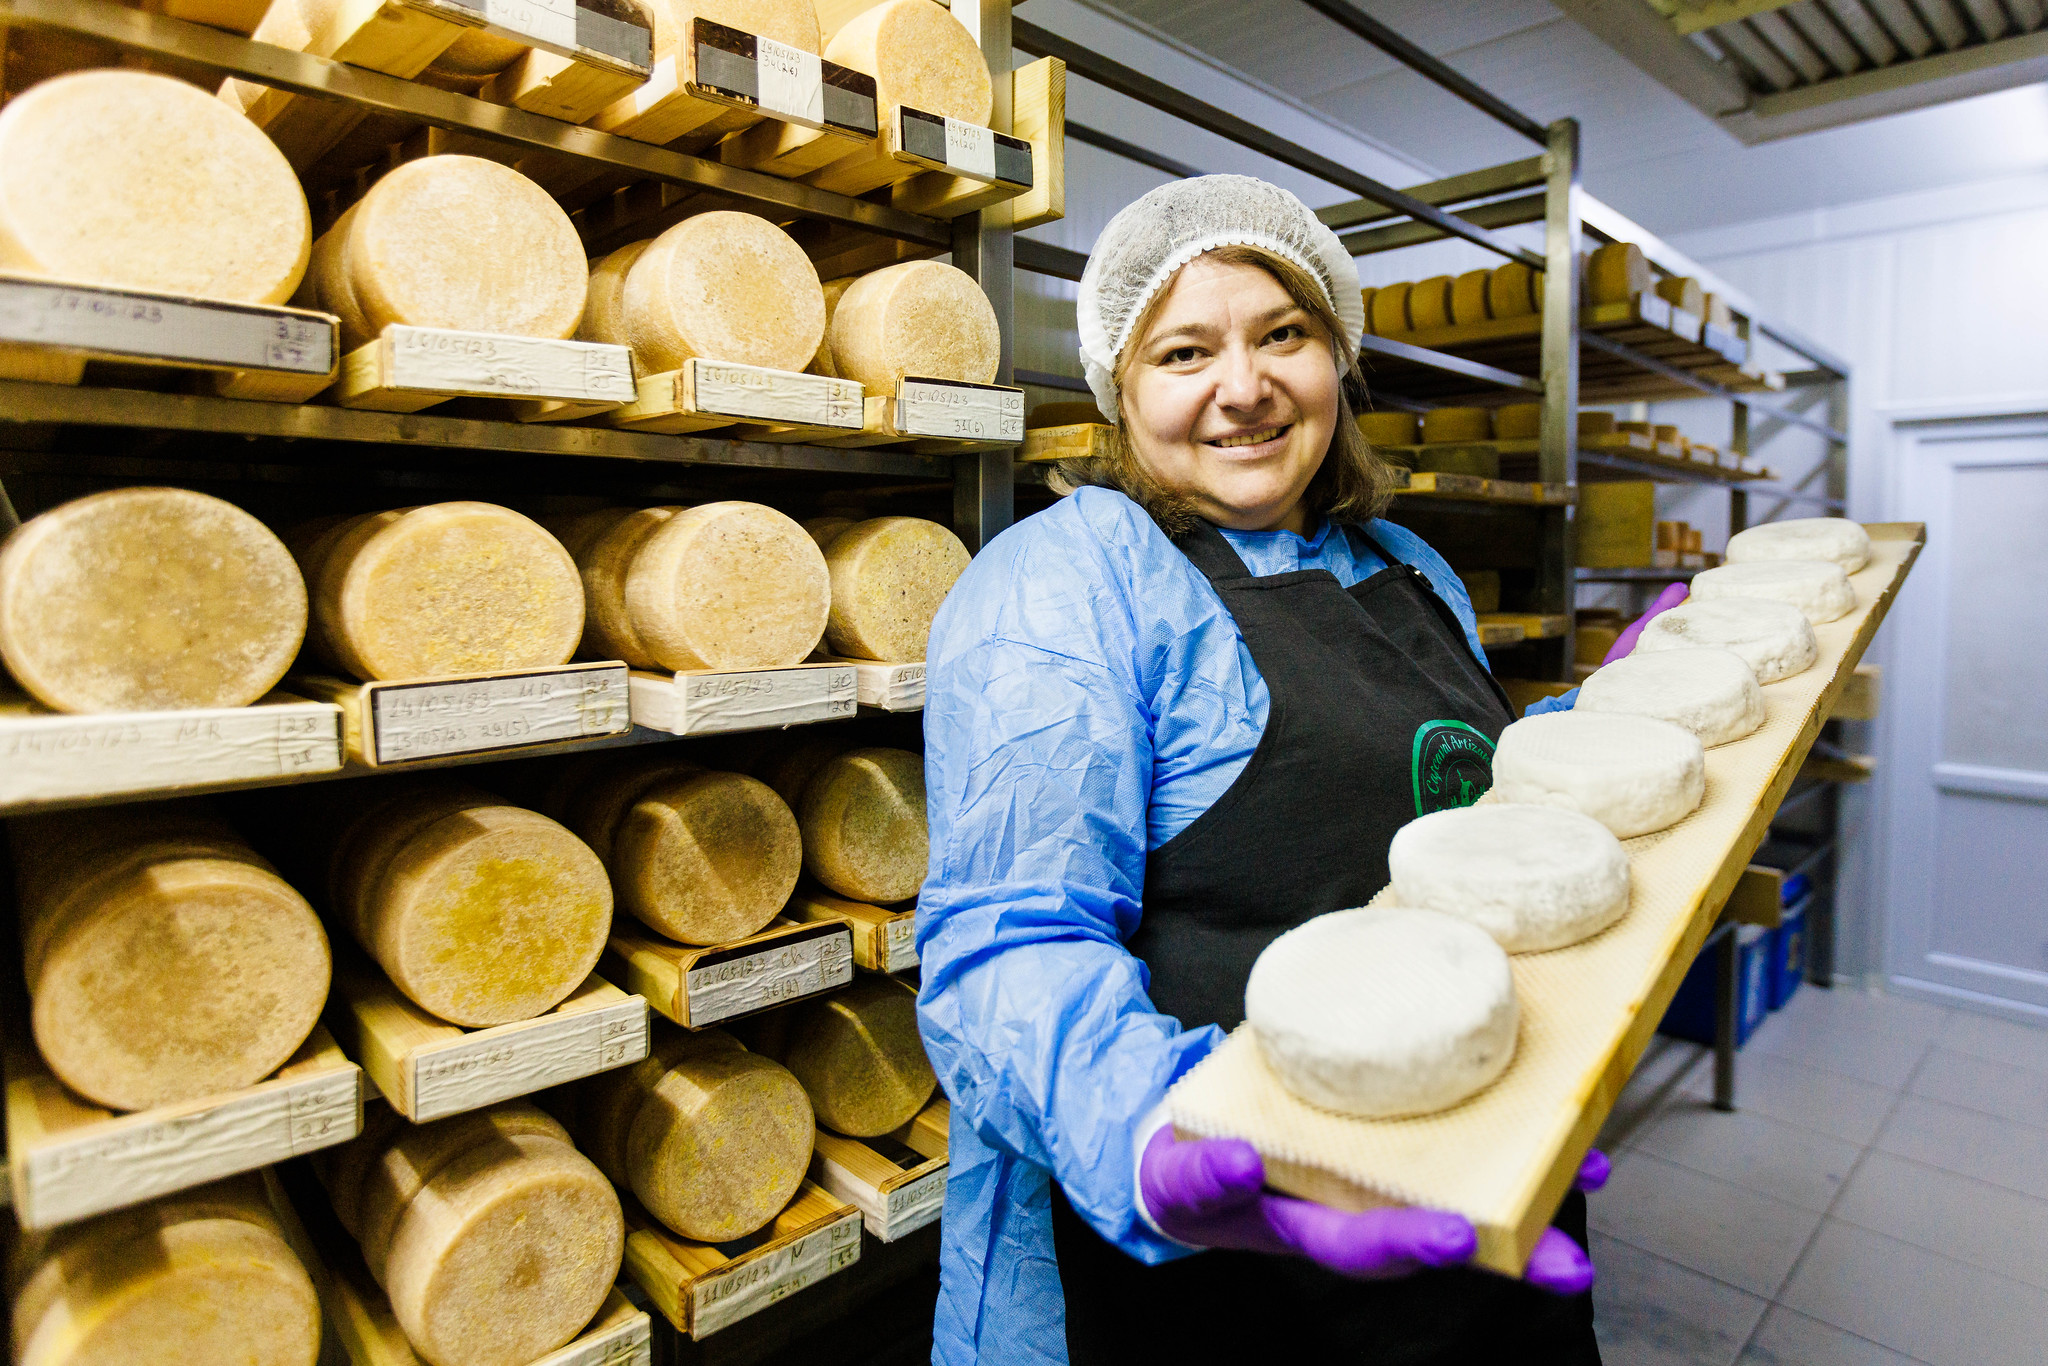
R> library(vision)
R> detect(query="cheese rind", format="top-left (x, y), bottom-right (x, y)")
top-left (1690, 558), bottom-right (1855, 625)
top-left (0, 70), bottom-right (310, 305)
top-left (1575, 646), bottom-right (1765, 748)
top-left (623, 501), bottom-right (830, 671)
top-left (575, 505), bottom-right (676, 668)
top-left (827, 260), bottom-right (1000, 393)
top-left (620, 212), bottom-right (825, 375)
top-left (1388, 804), bottom-right (1629, 953)
top-left (801, 515), bottom-right (857, 551)
top-left (823, 0), bottom-right (991, 125)
top-left (1246, 907), bottom-right (1518, 1118)
top-left (1724, 517), bottom-right (1871, 573)
top-left (0, 488), bottom-right (307, 714)
top-left (822, 516), bottom-right (969, 662)
top-left (1491, 711), bottom-right (1706, 839)
top-left (807, 276), bottom-right (856, 376)
top-left (798, 746), bottom-right (927, 904)
top-left (576, 239), bottom-right (654, 347)
top-left (780, 977), bottom-right (935, 1137)
top-left (1634, 598), bottom-right (1817, 684)
top-left (611, 770), bottom-right (802, 944)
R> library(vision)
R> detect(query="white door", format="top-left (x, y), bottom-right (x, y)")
top-left (1884, 416), bottom-right (2048, 1020)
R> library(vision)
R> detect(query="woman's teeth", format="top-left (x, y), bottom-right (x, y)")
top-left (1211, 426), bottom-right (1286, 448)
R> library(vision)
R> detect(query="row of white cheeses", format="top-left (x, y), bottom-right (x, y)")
top-left (12, 981), bottom-right (936, 1366)
top-left (0, 487), bottom-right (965, 716)
top-left (1247, 518), bottom-right (1873, 1120)
top-left (0, 69), bottom-right (1001, 391)
top-left (15, 731), bottom-right (925, 1114)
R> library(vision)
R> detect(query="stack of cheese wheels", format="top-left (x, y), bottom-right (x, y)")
top-left (1725, 516), bottom-right (1871, 573)
top-left (1491, 711), bottom-right (1706, 838)
top-left (0, 488), bottom-right (307, 713)
top-left (798, 746), bottom-right (928, 904)
top-left (9, 804), bottom-right (329, 1110)
top-left (826, 261), bottom-right (1002, 394)
top-left (1389, 804), bottom-right (1630, 953)
top-left (299, 156), bottom-right (586, 352)
top-left (1246, 906), bottom-right (1518, 1118)
top-left (821, 516), bottom-right (970, 662)
top-left (0, 70), bottom-right (309, 303)
top-left (1689, 558), bottom-right (1855, 624)
top-left (564, 501), bottom-right (831, 671)
top-left (822, 0), bottom-right (991, 136)
top-left (802, 514), bottom-right (858, 550)
top-left (1575, 647), bottom-right (1766, 747)
top-left (576, 1027), bottom-right (814, 1241)
top-left (291, 502), bottom-right (584, 681)
top-left (325, 784), bottom-right (613, 1026)
top-left (323, 1102), bottom-right (623, 1366)
top-left (807, 276), bottom-right (857, 376)
top-left (587, 213), bottom-right (825, 376)
top-left (8, 1175), bottom-right (321, 1366)
top-left (553, 751), bottom-right (802, 944)
top-left (1635, 598), bottom-right (1818, 684)
top-left (752, 732), bottom-right (853, 807)
top-left (779, 976), bottom-right (935, 1137)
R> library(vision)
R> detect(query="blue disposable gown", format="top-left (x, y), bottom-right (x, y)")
top-left (915, 487), bottom-right (1575, 1365)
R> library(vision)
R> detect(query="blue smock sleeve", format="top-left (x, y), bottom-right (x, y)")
top-left (916, 517), bottom-right (1222, 1267)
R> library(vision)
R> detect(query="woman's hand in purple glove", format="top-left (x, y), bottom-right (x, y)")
top-left (1139, 1128), bottom-right (1607, 1295)
top-left (1602, 581), bottom-right (1689, 665)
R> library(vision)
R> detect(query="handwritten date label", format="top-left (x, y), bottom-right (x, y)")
top-left (685, 928), bottom-right (853, 1026)
top-left (896, 377), bottom-right (1024, 442)
top-left (0, 276), bottom-right (334, 374)
top-left (370, 664), bottom-right (629, 764)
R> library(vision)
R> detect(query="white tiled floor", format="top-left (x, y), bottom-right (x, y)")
top-left (1587, 986), bottom-right (2048, 1366)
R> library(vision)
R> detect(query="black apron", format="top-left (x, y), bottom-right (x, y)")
top-left (1050, 521), bottom-right (1599, 1365)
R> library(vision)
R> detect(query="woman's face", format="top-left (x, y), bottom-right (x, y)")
top-left (1120, 255), bottom-right (1340, 536)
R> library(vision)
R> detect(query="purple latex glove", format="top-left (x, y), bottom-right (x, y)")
top-left (1140, 1127), bottom-right (1607, 1294)
top-left (1602, 581), bottom-right (1690, 665)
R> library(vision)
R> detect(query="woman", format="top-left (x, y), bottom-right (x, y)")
top-left (917, 177), bottom-right (1647, 1365)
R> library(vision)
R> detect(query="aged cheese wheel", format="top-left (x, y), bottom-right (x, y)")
top-left (335, 156), bottom-right (586, 350)
top-left (1691, 558), bottom-right (1854, 625)
top-left (827, 261), bottom-right (1001, 393)
top-left (335, 786), bottom-right (613, 1026)
top-left (1492, 711), bottom-right (1706, 838)
top-left (823, 0), bottom-right (991, 125)
top-left (573, 505), bottom-right (676, 667)
top-left (1487, 262), bottom-right (1540, 318)
top-left (799, 746), bottom-right (927, 903)
top-left (1247, 907), bottom-right (1517, 1118)
top-left (0, 70), bottom-right (309, 304)
top-left (1450, 269), bottom-right (1491, 325)
top-left (1635, 598), bottom-right (1817, 684)
top-left (1419, 407), bottom-right (1491, 443)
top-left (577, 238), bottom-right (654, 347)
top-left (1726, 517), bottom-right (1871, 573)
top-left (1587, 242), bottom-right (1650, 305)
top-left (417, 27), bottom-right (528, 91)
top-left (802, 515), bottom-right (857, 550)
top-left (822, 516), bottom-right (969, 663)
top-left (11, 810), bottom-right (328, 1112)
top-left (1491, 403), bottom-right (1542, 440)
top-left (1367, 281), bottom-right (1411, 335)
top-left (1655, 274), bottom-right (1706, 316)
top-left (623, 502), bottom-right (830, 671)
top-left (1576, 646), bottom-right (1765, 748)
top-left (301, 202), bottom-right (372, 343)
top-left (611, 770), bottom-right (803, 944)
top-left (620, 212), bottom-right (825, 374)
top-left (808, 275), bottom-right (856, 376)
top-left (651, 0), bottom-right (820, 64)
top-left (781, 977), bottom-right (935, 1137)
top-left (1406, 275), bottom-right (1453, 331)
top-left (383, 1131), bottom-right (622, 1366)
top-left (0, 488), bottom-right (306, 714)
top-left (299, 502), bottom-right (584, 681)
top-left (550, 751), bottom-right (702, 865)
top-left (1355, 411), bottom-right (1418, 446)
top-left (1389, 804), bottom-right (1630, 953)
top-left (1417, 446), bottom-right (1498, 478)
top-left (753, 733), bottom-right (851, 808)
top-left (11, 1181), bottom-right (320, 1366)
top-left (1578, 410), bottom-right (1616, 436)
top-left (319, 1104), bottom-right (409, 1242)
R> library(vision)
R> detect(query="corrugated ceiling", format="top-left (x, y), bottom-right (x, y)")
top-left (1671, 0), bottom-right (2048, 94)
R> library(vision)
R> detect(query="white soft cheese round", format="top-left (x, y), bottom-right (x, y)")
top-left (1388, 804), bottom-right (1630, 953)
top-left (1690, 559), bottom-right (1854, 624)
top-left (1726, 517), bottom-right (1870, 573)
top-left (1576, 647), bottom-right (1765, 747)
top-left (1492, 711), bottom-right (1705, 838)
top-left (1633, 598), bottom-right (1818, 684)
top-left (1245, 906), bottom-right (1518, 1118)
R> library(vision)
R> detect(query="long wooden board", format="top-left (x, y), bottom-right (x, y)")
top-left (1166, 523), bottom-right (1924, 1274)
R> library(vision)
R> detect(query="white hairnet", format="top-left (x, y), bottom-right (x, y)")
top-left (1075, 174), bottom-right (1364, 423)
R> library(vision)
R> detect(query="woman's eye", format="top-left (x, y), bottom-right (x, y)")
top-left (1266, 324), bottom-right (1309, 345)
top-left (1162, 346), bottom-right (1202, 364)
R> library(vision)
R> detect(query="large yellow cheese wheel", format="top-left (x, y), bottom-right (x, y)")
top-left (807, 275), bottom-right (856, 377)
top-left (827, 261), bottom-right (1000, 393)
top-left (752, 733), bottom-right (852, 808)
top-left (799, 746), bottom-right (927, 903)
top-left (1487, 262), bottom-right (1541, 318)
top-left (550, 751), bottom-right (702, 865)
top-left (1586, 242), bottom-right (1650, 305)
top-left (583, 1028), bottom-right (813, 1242)
top-left (1492, 403), bottom-right (1543, 440)
top-left (333, 786), bottom-right (613, 1027)
top-left (576, 239), bottom-right (654, 347)
top-left (780, 976), bottom-right (934, 1137)
top-left (1420, 408), bottom-right (1491, 443)
top-left (1449, 269), bottom-right (1491, 325)
top-left (1578, 410), bottom-right (1617, 436)
top-left (0, 488), bottom-right (306, 714)
top-left (801, 515), bottom-right (857, 550)
top-left (611, 770), bottom-right (802, 944)
top-left (1655, 274), bottom-right (1706, 316)
top-left (1366, 282), bottom-right (1411, 335)
top-left (1355, 411), bottom-right (1417, 446)
top-left (0, 70), bottom-right (309, 304)
top-left (823, 0), bottom-right (990, 125)
top-left (333, 156), bottom-right (586, 350)
top-left (10, 1179), bottom-right (320, 1366)
top-left (650, 0), bottom-right (820, 64)
top-left (622, 502), bottom-right (830, 671)
top-left (619, 212), bottom-right (825, 375)
top-left (297, 502), bottom-right (584, 681)
top-left (318, 1104), bottom-right (409, 1242)
top-left (1406, 276), bottom-right (1453, 331)
top-left (574, 506), bottom-right (676, 668)
top-left (383, 1131), bottom-right (622, 1366)
top-left (10, 810), bottom-right (329, 1112)
top-left (821, 516), bottom-right (968, 663)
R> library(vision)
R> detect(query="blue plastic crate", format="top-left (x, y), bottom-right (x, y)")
top-left (1659, 925), bottom-right (1769, 1046)
top-left (1765, 898), bottom-right (1809, 1011)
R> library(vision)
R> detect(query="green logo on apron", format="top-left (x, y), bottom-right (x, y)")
top-left (1410, 719), bottom-right (1496, 815)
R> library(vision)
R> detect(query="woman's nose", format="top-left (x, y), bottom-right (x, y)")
top-left (1211, 344), bottom-right (1269, 410)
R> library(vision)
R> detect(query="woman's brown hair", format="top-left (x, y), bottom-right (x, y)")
top-left (1051, 243), bottom-right (1402, 539)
